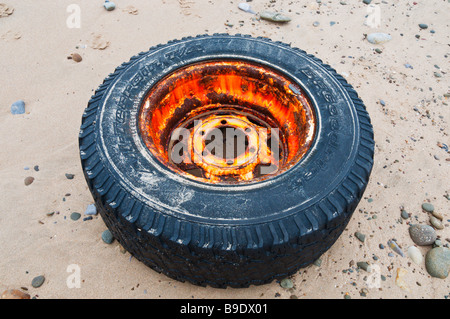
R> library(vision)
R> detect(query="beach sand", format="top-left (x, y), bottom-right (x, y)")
top-left (0, 0), bottom-right (449, 299)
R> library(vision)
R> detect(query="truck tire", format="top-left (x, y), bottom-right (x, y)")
top-left (79, 34), bottom-right (374, 288)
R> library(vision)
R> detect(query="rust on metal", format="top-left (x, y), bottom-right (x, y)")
top-left (138, 60), bottom-right (316, 184)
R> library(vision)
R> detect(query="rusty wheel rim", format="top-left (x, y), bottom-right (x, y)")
top-left (139, 60), bottom-right (316, 184)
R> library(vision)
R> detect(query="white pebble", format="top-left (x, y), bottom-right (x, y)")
top-left (407, 246), bottom-right (423, 265)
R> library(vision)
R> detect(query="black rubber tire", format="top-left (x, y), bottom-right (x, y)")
top-left (79, 34), bottom-right (374, 288)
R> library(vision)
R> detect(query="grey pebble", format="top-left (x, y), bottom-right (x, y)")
top-left (356, 261), bottom-right (371, 272)
top-left (70, 212), bottom-right (81, 221)
top-left (418, 23), bottom-right (428, 29)
top-left (355, 231), bottom-right (366, 242)
top-left (65, 173), bottom-right (75, 180)
top-left (280, 278), bottom-right (294, 289)
top-left (425, 247), bottom-right (450, 279)
top-left (401, 210), bottom-right (409, 219)
top-left (259, 11), bottom-right (291, 23)
top-left (102, 229), bottom-right (114, 244)
top-left (421, 202), bottom-right (434, 213)
top-left (31, 275), bottom-right (45, 288)
top-left (409, 224), bottom-right (437, 246)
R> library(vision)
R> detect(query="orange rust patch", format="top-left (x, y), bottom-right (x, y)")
top-left (139, 60), bottom-right (315, 184)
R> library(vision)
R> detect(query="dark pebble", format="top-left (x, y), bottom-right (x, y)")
top-left (65, 173), bottom-right (75, 180)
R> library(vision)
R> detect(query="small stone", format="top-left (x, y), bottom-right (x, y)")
top-left (69, 53), bottom-right (82, 62)
top-left (375, 48), bottom-right (383, 54)
top-left (355, 231), bottom-right (366, 242)
top-left (84, 204), bottom-right (97, 216)
top-left (387, 239), bottom-right (404, 257)
top-left (238, 2), bottom-right (255, 14)
top-left (70, 212), bottom-right (81, 221)
top-left (31, 275), bottom-right (45, 288)
top-left (366, 33), bottom-right (391, 44)
top-left (313, 258), bottom-right (322, 267)
top-left (34, 165), bottom-right (39, 171)
top-left (102, 229), bottom-right (114, 244)
top-left (65, 173), bottom-right (75, 180)
top-left (356, 261), bottom-right (371, 272)
top-left (418, 23), bottom-right (428, 29)
top-left (24, 176), bottom-right (34, 186)
top-left (103, 1), bottom-right (116, 11)
top-left (1, 289), bottom-right (30, 299)
top-left (363, 0), bottom-right (372, 4)
top-left (434, 72), bottom-right (442, 78)
top-left (407, 246), bottom-right (423, 265)
top-left (280, 278), bottom-right (294, 289)
top-left (430, 216), bottom-right (444, 230)
top-left (421, 202), bottom-right (434, 213)
top-left (401, 210), bottom-right (409, 219)
top-left (425, 247), bottom-right (450, 279)
top-left (409, 224), bottom-right (437, 246)
top-left (432, 211), bottom-right (443, 220)
top-left (259, 11), bottom-right (291, 23)
top-left (10, 100), bottom-right (25, 115)
top-left (313, 21), bottom-right (320, 27)
top-left (395, 268), bottom-right (410, 292)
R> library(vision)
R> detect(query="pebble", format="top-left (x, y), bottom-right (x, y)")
top-left (363, 0), bottom-right (372, 4)
top-left (356, 261), bottom-right (371, 272)
top-left (313, 257), bottom-right (322, 267)
top-left (280, 278), bottom-right (294, 289)
top-left (395, 268), bottom-right (410, 292)
top-left (387, 239), bottom-right (404, 257)
top-left (70, 212), bottom-right (81, 221)
top-left (102, 229), bottom-right (114, 244)
top-left (31, 275), bottom-right (45, 288)
top-left (69, 53), bottom-right (82, 62)
top-left (418, 23), bottom-right (428, 30)
top-left (355, 231), bottom-right (366, 242)
top-left (409, 224), bottom-right (437, 246)
top-left (421, 203), bottom-right (434, 213)
top-left (10, 100), bottom-right (25, 115)
top-left (84, 204), bottom-right (97, 216)
top-left (238, 3), bottom-right (255, 14)
top-left (103, 1), bottom-right (116, 11)
top-left (401, 210), bottom-right (409, 219)
top-left (1, 289), bottom-right (30, 299)
top-left (430, 216), bottom-right (444, 230)
top-left (259, 11), bottom-right (291, 23)
top-left (24, 176), bottom-right (34, 186)
top-left (432, 211), bottom-right (443, 220)
top-left (65, 173), bottom-right (75, 180)
top-left (425, 247), bottom-right (450, 279)
top-left (313, 21), bottom-right (320, 27)
top-left (407, 246), bottom-right (423, 265)
top-left (34, 165), bottom-right (39, 171)
top-left (366, 33), bottom-right (391, 44)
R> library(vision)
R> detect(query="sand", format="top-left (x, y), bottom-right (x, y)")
top-left (0, 0), bottom-right (448, 299)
